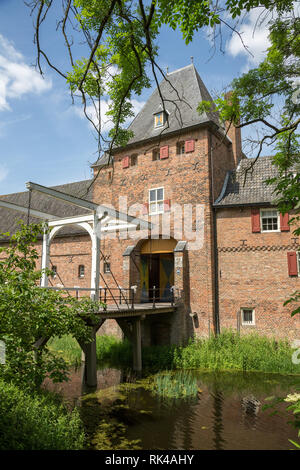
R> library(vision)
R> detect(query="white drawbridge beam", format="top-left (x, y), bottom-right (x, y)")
top-left (26, 181), bottom-right (152, 230)
top-left (0, 199), bottom-right (57, 221)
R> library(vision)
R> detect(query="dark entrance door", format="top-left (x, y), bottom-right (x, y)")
top-left (148, 254), bottom-right (160, 301)
top-left (140, 253), bottom-right (174, 302)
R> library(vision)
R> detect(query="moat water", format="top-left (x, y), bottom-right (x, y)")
top-left (45, 366), bottom-right (300, 450)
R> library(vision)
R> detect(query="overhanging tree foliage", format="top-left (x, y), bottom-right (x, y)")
top-left (198, 13), bottom-right (299, 315)
top-left (26, 1), bottom-right (296, 160)
top-left (0, 223), bottom-right (103, 390)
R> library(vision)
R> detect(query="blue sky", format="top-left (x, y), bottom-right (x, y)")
top-left (0, 0), bottom-right (271, 195)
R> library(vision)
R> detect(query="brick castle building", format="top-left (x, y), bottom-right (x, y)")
top-left (0, 64), bottom-right (299, 344)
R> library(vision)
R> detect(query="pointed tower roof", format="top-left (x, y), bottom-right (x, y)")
top-left (93, 64), bottom-right (220, 166)
top-left (127, 64), bottom-right (219, 146)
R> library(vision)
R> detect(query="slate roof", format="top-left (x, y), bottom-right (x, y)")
top-left (93, 64), bottom-right (220, 167)
top-left (0, 179), bottom-right (94, 241)
top-left (214, 156), bottom-right (279, 207)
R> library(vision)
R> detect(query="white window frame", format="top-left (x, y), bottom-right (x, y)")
top-left (241, 308), bottom-right (255, 326)
top-left (260, 208), bottom-right (280, 233)
top-left (149, 187), bottom-right (164, 215)
top-left (177, 141), bottom-right (185, 155)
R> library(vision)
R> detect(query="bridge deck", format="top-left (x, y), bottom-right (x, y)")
top-left (96, 302), bottom-right (176, 319)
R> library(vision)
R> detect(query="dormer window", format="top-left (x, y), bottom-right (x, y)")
top-left (154, 111), bottom-right (166, 128)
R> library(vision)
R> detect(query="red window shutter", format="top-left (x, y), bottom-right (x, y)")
top-left (142, 203), bottom-right (149, 215)
top-left (122, 156), bottom-right (129, 168)
top-left (160, 146), bottom-right (169, 159)
top-left (287, 252), bottom-right (298, 276)
top-left (280, 212), bottom-right (290, 231)
top-left (185, 140), bottom-right (195, 153)
top-left (164, 199), bottom-right (171, 212)
top-left (251, 208), bottom-right (261, 233)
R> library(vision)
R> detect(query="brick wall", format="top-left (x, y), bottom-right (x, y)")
top-left (91, 125), bottom-right (236, 343)
top-left (216, 207), bottom-right (300, 341)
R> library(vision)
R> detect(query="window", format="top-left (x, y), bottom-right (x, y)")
top-left (104, 262), bottom-right (111, 273)
top-left (241, 308), bottom-right (255, 326)
top-left (149, 187), bottom-right (164, 215)
top-left (154, 111), bottom-right (166, 128)
top-left (78, 265), bottom-right (85, 278)
top-left (131, 154), bottom-right (138, 166)
top-left (152, 148), bottom-right (160, 161)
top-left (176, 141), bottom-right (185, 155)
top-left (260, 209), bottom-right (279, 232)
top-left (51, 266), bottom-right (57, 278)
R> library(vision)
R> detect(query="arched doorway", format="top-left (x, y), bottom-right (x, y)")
top-left (139, 238), bottom-right (177, 302)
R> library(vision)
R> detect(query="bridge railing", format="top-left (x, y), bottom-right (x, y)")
top-left (39, 285), bottom-right (176, 311)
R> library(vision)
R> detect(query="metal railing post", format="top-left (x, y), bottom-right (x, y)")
top-left (103, 291), bottom-right (107, 311)
top-left (152, 286), bottom-right (156, 308)
top-left (171, 287), bottom-right (174, 306)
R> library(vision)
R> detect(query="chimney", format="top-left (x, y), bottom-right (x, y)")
top-left (224, 91), bottom-right (242, 167)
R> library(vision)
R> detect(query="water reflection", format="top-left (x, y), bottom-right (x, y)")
top-left (241, 395), bottom-right (261, 430)
top-left (44, 367), bottom-right (300, 450)
top-left (211, 390), bottom-right (226, 450)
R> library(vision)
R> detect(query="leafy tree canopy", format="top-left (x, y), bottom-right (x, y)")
top-left (198, 14), bottom-right (299, 212)
top-left (26, 0), bottom-right (297, 155)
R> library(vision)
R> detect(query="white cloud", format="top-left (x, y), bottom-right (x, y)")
top-left (226, 8), bottom-right (271, 70)
top-left (0, 34), bottom-right (52, 111)
top-left (0, 164), bottom-right (8, 182)
top-left (74, 98), bottom-right (145, 133)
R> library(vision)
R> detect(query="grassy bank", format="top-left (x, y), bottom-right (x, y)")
top-left (0, 379), bottom-right (85, 450)
top-left (49, 331), bottom-right (300, 375)
top-left (174, 332), bottom-right (300, 375)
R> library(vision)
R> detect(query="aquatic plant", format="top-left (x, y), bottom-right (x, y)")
top-left (152, 371), bottom-right (199, 400)
top-left (79, 382), bottom-right (155, 450)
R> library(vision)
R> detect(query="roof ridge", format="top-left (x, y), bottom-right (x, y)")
top-left (0, 178), bottom-right (93, 199)
top-left (214, 156), bottom-right (279, 207)
top-left (167, 63), bottom-right (195, 76)
top-left (93, 64), bottom-right (222, 166)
